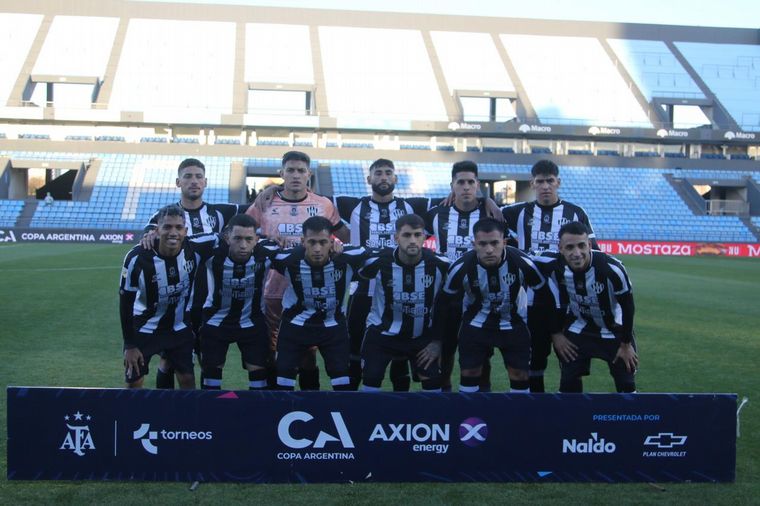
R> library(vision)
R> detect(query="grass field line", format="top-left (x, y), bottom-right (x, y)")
top-left (0, 265), bottom-right (119, 272)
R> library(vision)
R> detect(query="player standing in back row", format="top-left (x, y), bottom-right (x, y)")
top-left (501, 160), bottom-right (597, 393)
top-left (425, 161), bottom-right (502, 392)
top-left (246, 151), bottom-right (349, 390)
top-left (142, 158), bottom-right (250, 389)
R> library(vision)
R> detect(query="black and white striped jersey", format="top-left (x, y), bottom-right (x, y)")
top-left (119, 235), bottom-right (216, 341)
top-left (535, 251), bottom-right (634, 341)
top-left (425, 201), bottom-right (487, 261)
top-left (146, 201), bottom-right (250, 235)
top-left (440, 247), bottom-right (549, 331)
top-left (333, 196), bottom-right (432, 248)
top-left (358, 248), bottom-right (450, 338)
top-left (501, 199), bottom-right (596, 254)
top-left (201, 239), bottom-right (279, 329)
top-left (271, 246), bottom-right (370, 328)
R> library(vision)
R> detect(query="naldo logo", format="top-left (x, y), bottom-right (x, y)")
top-left (562, 432), bottom-right (616, 454)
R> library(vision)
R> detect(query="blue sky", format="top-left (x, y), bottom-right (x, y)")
top-left (137, 0), bottom-right (760, 29)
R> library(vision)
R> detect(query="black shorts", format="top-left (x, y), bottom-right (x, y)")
top-left (126, 327), bottom-right (195, 383)
top-left (276, 321), bottom-right (349, 379)
top-left (361, 326), bottom-right (440, 385)
top-left (442, 294), bottom-right (463, 358)
top-left (347, 289), bottom-right (372, 359)
top-left (559, 332), bottom-right (637, 384)
top-left (200, 318), bottom-right (269, 370)
top-left (527, 303), bottom-right (554, 371)
top-left (458, 323), bottom-right (531, 371)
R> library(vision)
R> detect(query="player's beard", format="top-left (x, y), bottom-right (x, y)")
top-left (372, 182), bottom-right (395, 197)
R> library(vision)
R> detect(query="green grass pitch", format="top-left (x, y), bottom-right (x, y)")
top-left (0, 243), bottom-right (758, 504)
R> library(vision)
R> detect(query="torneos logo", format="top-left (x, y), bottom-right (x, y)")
top-left (459, 417), bottom-right (488, 447)
top-left (277, 411), bottom-right (355, 449)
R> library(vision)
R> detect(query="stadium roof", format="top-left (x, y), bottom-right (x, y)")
top-left (135, 0), bottom-right (760, 29)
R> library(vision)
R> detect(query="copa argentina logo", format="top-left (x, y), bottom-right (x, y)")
top-left (562, 432), bottom-right (616, 454)
top-left (0, 229), bottom-right (17, 242)
top-left (59, 411), bottom-right (96, 457)
top-left (133, 423), bottom-right (213, 455)
top-left (276, 411), bottom-right (356, 460)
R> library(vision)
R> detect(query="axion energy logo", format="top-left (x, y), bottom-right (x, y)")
top-left (459, 417), bottom-right (488, 447)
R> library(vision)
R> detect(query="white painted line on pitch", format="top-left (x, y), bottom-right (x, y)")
top-left (0, 266), bottom-right (118, 272)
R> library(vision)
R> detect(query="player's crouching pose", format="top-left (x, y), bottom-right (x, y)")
top-left (536, 221), bottom-right (639, 393)
top-left (359, 214), bottom-right (451, 392)
top-left (199, 214), bottom-right (278, 390)
top-left (270, 216), bottom-right (369, 391)
top-left (436, 218), bottom-right (554, 393)
top-left (120, 205), bottom-right (215, 388)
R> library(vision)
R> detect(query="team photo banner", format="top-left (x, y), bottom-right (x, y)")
top-left (7, 388), bottom-right (736, 483)
top-left (0, 228), bottom-right (138, 244)
top-left (598, 240), bottom-right (760, 257)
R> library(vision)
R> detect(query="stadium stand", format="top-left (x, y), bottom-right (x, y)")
top-left (607, 39), bottom-right (705, 101)
top-left (499, 34), bottom-right (652, 127)
top-left (676, 42), bottom-right (760, 132)
top-left (0, 2), bottom-right (758, 247)
top-left (0, 199), bottom-right (24, 227)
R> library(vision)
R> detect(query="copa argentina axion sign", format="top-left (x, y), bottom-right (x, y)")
top-left (6, 387), bottom-right (736, 483)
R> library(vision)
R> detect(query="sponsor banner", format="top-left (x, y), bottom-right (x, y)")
top-left (7, 388), bottom-right (735, 483)
top-left (598, 240), bottom-right (760, 258)
top-left (420, 120), bottom-right (759, 144)
top-left (0, 228), bottom-right (138, 244)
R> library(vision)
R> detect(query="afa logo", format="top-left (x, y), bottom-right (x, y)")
top-left (59, 411), bottom-right (96, 457)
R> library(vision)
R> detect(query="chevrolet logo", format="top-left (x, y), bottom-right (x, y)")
top-left (644, 433), bottom-right (687, 448)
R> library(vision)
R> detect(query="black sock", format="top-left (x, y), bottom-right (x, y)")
top-left (298, 367), bottom-right (320, 391)
top-left (156, 368), bottom-right (175, 389)
top-left (529, 375), bottom-right (545, 393)
top-left (348, 359), bottom-right (362, 391)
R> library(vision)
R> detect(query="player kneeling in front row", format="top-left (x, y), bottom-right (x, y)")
top-left (437, 218), bottom-right (554, 393)
top-left (536, 221), bottom-right (638, 393)
top-left (200, 214), bottom-right (278, 390)
top-left (271, 216), bottom-right (369, 391)
top-left (120, 205), bottom-right (216, 388)
top-left (359, 214), bottom-right (451, 392)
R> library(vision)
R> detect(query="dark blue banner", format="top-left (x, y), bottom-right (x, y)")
top-left (6, 387), bottom-right (736, 483)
